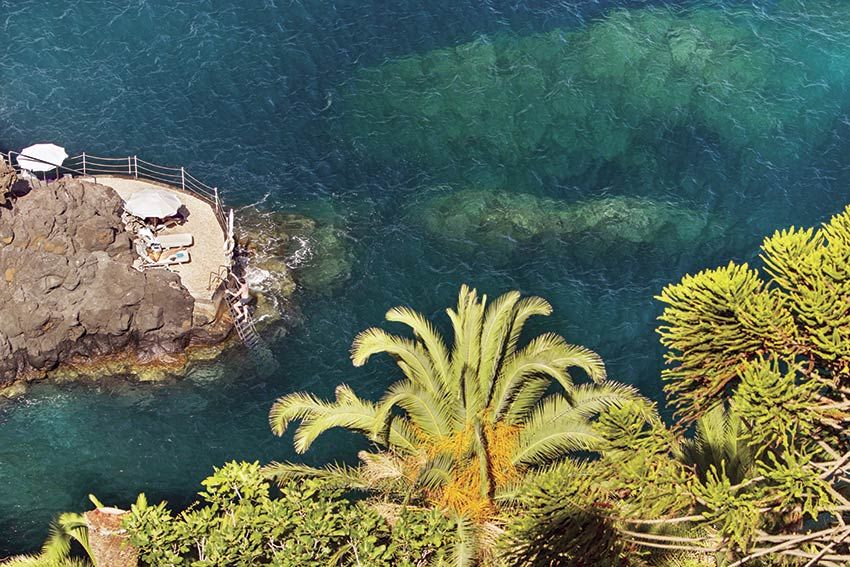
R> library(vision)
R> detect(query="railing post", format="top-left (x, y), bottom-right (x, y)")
top-left (181, 167), bottom-right (185, 191)
top-left (127, 156), bottom-right (132, 175)
top-left (134, 155), bottom-right (138, 179)
top-left (214, 187), bottom-right (219, 213)
top-left (82, 152), bottom-right (87, 176)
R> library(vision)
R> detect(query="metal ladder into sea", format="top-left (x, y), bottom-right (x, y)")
top-left (226, 294), bottom-right (279, 372)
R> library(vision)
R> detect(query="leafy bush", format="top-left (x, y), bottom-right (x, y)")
top-left (123, 461), bottom-right (457, 566)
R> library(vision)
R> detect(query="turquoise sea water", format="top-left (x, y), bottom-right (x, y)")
top-left (1, 0), bottom-right (850, 555)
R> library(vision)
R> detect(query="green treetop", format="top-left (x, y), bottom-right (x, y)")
top-left (502, 205), bottom-right (850, 565)
top-left (267, 285), bottom-right (637, 564)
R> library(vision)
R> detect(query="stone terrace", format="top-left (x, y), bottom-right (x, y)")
top-left (97, 176), bottom-right (229, 310)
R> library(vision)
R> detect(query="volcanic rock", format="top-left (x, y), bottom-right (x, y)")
top-left (0, 156), bottom-right (16, 206)
top-left (0, 177), bottom-right (217, 385)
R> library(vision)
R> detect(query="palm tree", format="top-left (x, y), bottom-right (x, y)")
top-left (267, 286), bottom-right (635, 531)
top-left (4, 512), bottom-right (94, 567)
top-left (681, 404), bottom-right (754, 485)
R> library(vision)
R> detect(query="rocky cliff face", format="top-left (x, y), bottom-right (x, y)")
top-left (0, 166), bottom-right (224, 386)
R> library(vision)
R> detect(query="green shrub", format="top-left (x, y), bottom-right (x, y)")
top-left (123, 461), bottom-right (456, 566)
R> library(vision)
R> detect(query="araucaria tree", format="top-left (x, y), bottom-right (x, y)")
top-left (267, 285), bottom-right (635, 563)
top-left (503, 206), bottom-right (850, 565)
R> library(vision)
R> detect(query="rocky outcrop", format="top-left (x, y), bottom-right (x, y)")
top-left (0, 177), bottom-right (222, 386)
top-left (234, 207), bottom-right (355, 334)
top-left (239, 207), bottom-right (354, 291)
top-left (85, 508), bottom-right (139, 567)
top-left (0, 156), bottom-right (16, 206)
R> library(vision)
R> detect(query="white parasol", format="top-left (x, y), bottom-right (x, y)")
top-left (123, 189), bottom-right (182, 219)
top-left (16, 143), bottom-right (68, 172)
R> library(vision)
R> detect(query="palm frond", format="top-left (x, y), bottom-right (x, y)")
top-left (351, 328), bottom-right (442, 394)
top-left (377, 380), bottom-right (455, 438)
top-left (385, 305), bottom-right (452, 387)
top-left (1, 557), bottom-right (91, 567)
top-left (477, 520), bottom-right (506, 565)
top-left (268, 390), bottom-right (346, 436)
top-left (39, 525), bottom-right (71, 565)
top-left (563, 382), bottom-right (638, 417)
top-left (491, 333), bottom-right (572, 418)
top-left (513, 395), bottom-right (604, 465)
top-left (447, 285), bottom-right (485, 407)
top-left (504, 295), bottom-right (552, 357)
top-left (478, 290), bottom-right (521, 404)
top-left (358, 450), bottom-right (407, 485)
top-left (416, 453), bottom-right (455, 491)
top-left (262, 461), bottom-right (370, 490)
top-left (498, 377), bottom-right (551, 425)
top-left (681, 404), bottom-right (754, 484)
top-left (513, 421), bottom-right (600, 466)
top-left (27, 512), bottom-right (94, 567)
top-left (269, 385), bottom-right (387, 453)
top-left (552, 343), bottom-right (607, 384)
top-left (450, 513), bottom-right (478, 567)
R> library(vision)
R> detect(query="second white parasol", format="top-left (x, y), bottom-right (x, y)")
top-left (123, 188), bottom-right (182, 218)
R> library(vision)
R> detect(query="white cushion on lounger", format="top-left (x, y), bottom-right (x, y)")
top-left (155, 233), bottom-right (193, 249)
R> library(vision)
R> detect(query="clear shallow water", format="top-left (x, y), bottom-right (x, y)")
top-left (1, 0), bottom-right (849, 555)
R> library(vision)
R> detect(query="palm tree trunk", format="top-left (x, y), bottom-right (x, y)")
top-left (474, 421), bottom-right (494, 501)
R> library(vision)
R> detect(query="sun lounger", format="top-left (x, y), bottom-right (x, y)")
top-left (143, 250), bottom-right (190, 268)
top-left (155, 233), bottom-right (194, 249)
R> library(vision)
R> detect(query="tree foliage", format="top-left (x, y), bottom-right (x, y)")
top-left (502, 206), bottom-right (850, 565)
top-left (268, 285), bottom-right (636, 562)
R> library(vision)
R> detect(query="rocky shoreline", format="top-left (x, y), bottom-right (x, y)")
top-left (0, 157), bottom-right (358, 395)
top-left (0, 159), bottom-right (234, 392)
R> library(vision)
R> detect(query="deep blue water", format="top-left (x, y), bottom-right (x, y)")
top-left (2, 0), bottom-right (850, 556)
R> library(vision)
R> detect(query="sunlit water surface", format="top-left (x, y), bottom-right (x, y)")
top-left (1, 0), bottom-right (849, 555)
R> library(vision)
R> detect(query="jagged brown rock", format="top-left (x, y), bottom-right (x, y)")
top-left (0, 156), bottom-right (17, 206)
top-left (0, 178), bottom-right (227, 385)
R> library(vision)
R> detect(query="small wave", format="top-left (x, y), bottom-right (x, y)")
top-left (284, 235), bottom-right (314, 269)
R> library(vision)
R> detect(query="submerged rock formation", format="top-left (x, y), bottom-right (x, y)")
top-left (416, 188), bottom-right (725, 262)
top-left (0, 173), bottom-right (230, 387)
top-left (344, 2), bottom-right (850, 193)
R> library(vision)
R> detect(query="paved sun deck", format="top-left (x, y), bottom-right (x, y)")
top-left (96, 176), bottom-right (229, 306)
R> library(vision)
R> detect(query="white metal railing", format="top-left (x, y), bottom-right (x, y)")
top-left (4, 150), bottom-right (243, 325)
top-left (68, 153), bottom-right (227, 229)
top-left (5, 150), bottom-right (228, 230)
